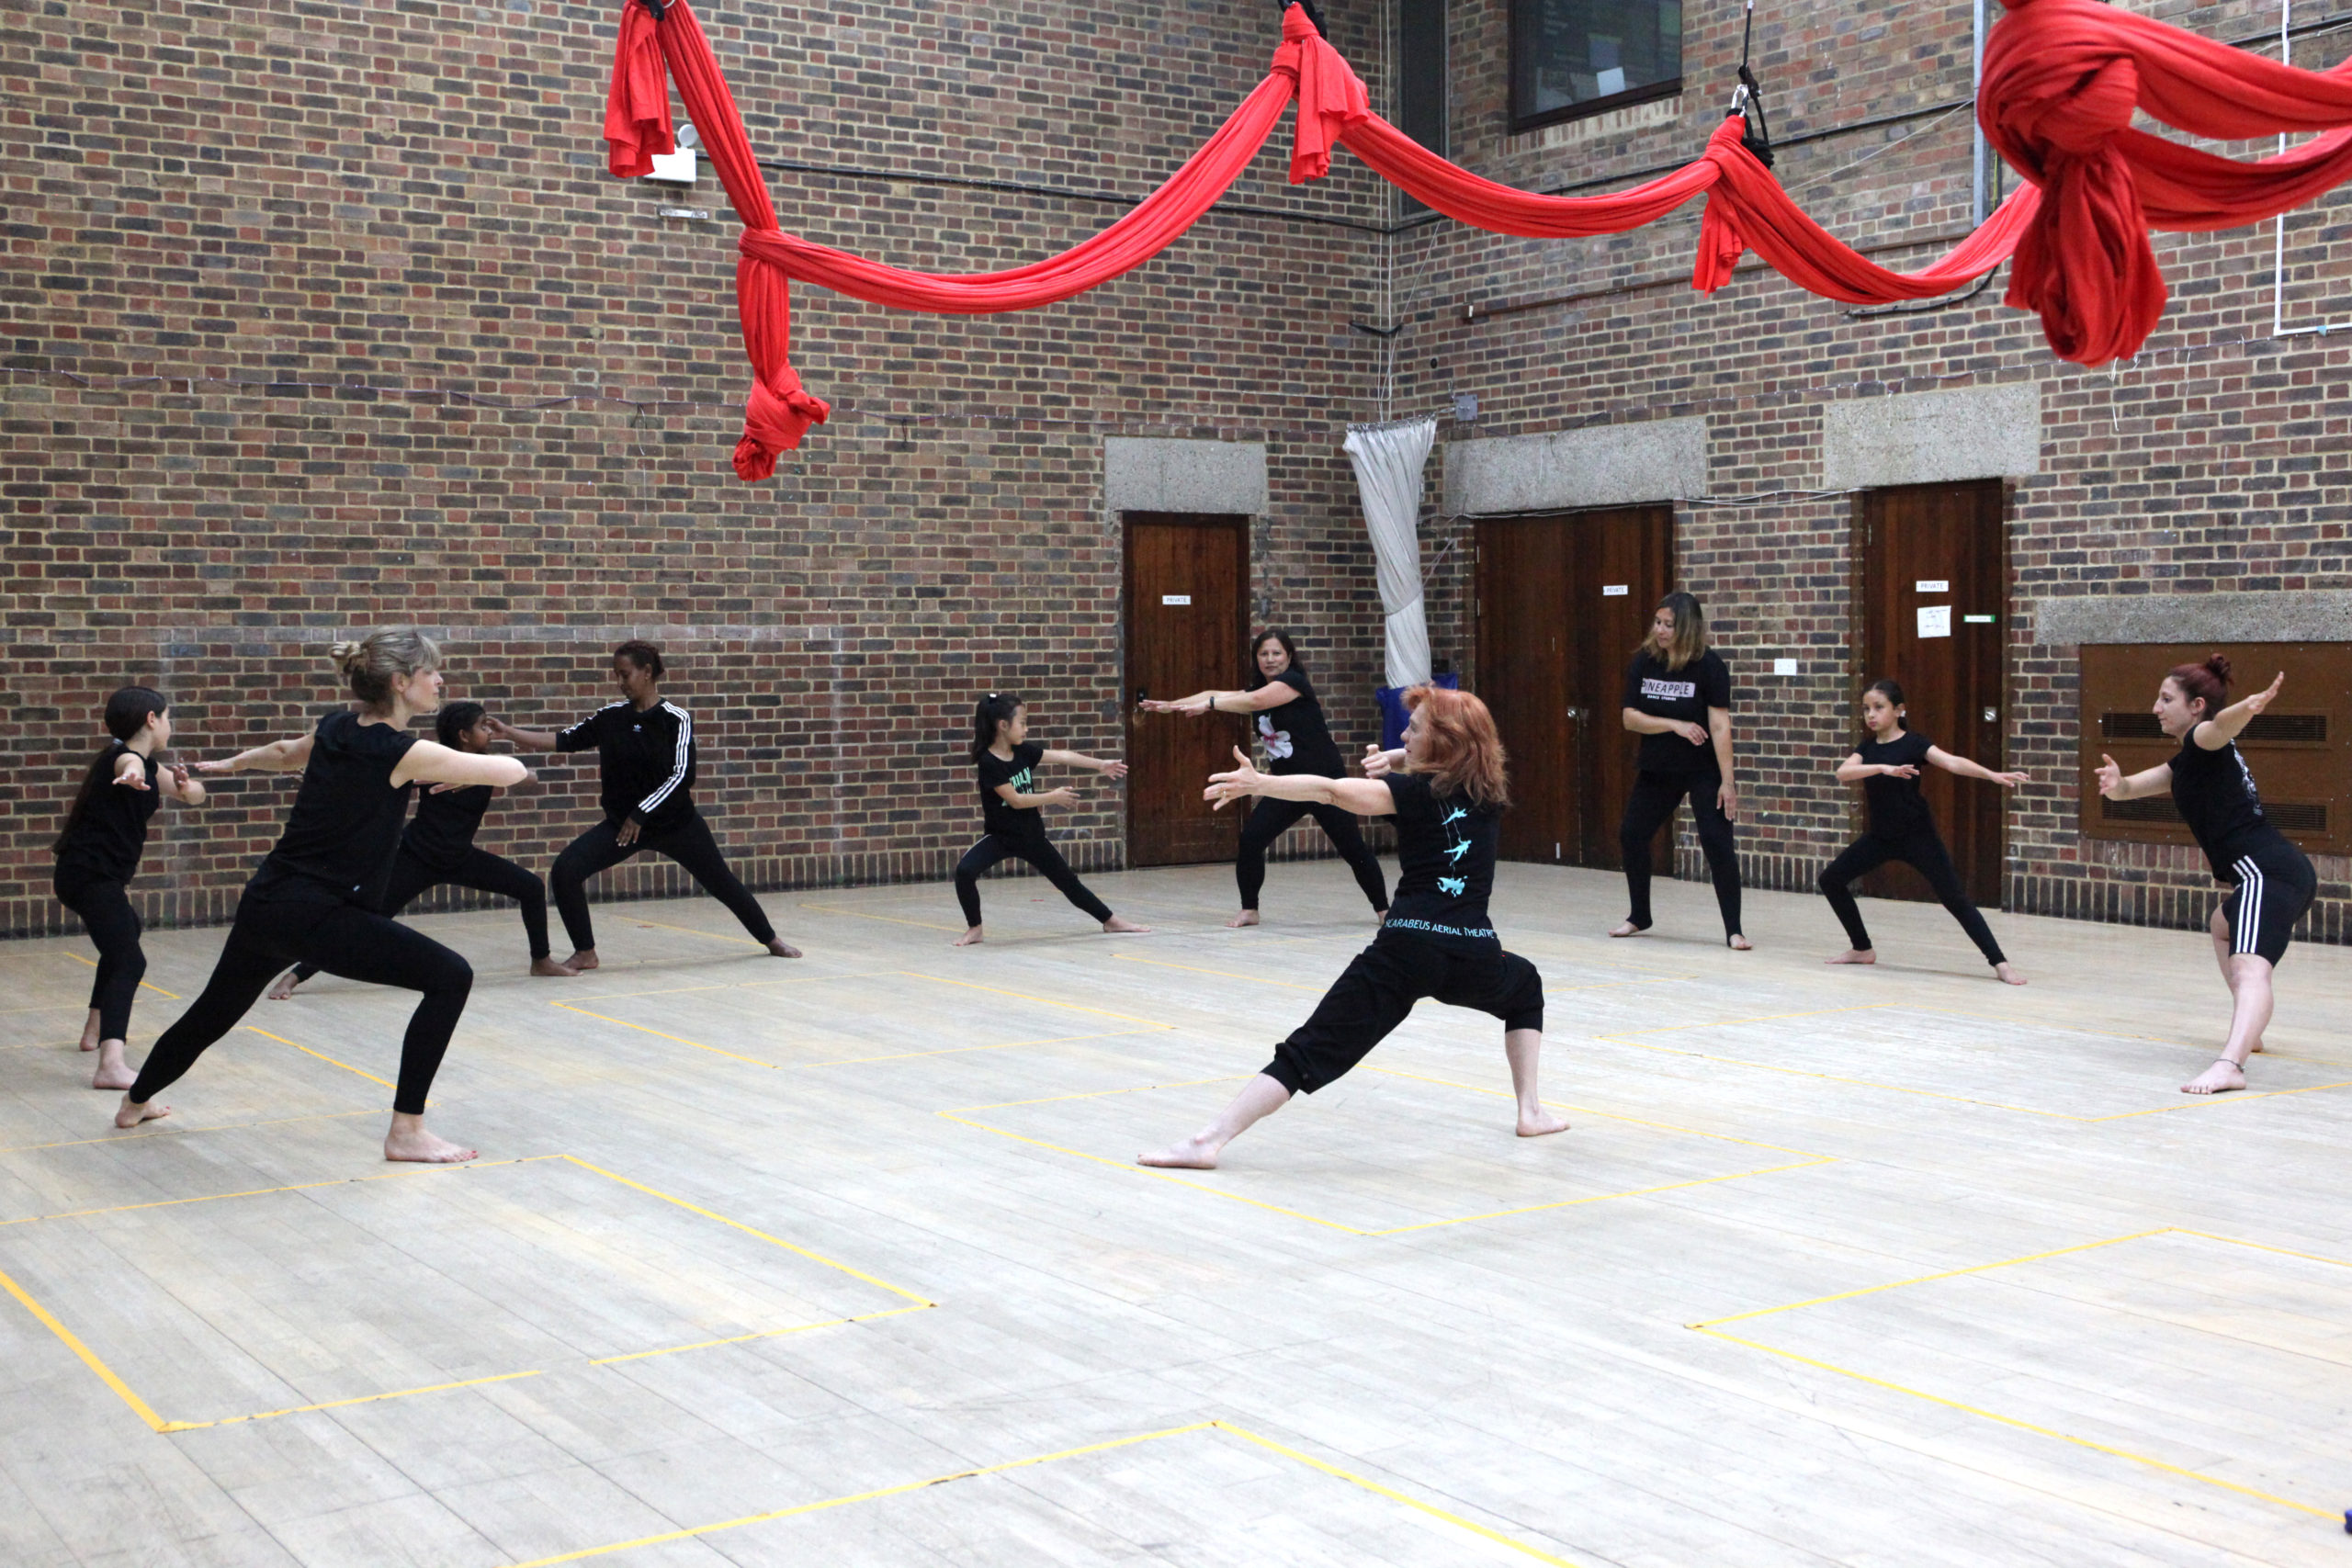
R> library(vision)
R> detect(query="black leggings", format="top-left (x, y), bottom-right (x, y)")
top-left (1818, 830), bottom-right (2006, 966)
top-left (1619, 770), bottom-right (1742, 936)
top-left (128, 895), bottom-right (473, 1115)
top-left (291, 845), bottom-right (551, 982)
top-left (1263, 936), bottom-right (1545, 1095)
top-left (552, 810), bottom-right (775, 953)
top-left (55, 871), bottom-right (144, 1043)
top-left (1238, 795), bottom-right (1388, 913)
top-left (955, 827), bottom-right (1113, 927)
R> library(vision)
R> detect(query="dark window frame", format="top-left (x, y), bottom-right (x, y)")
top-left (1509, 0), bottom-right (1683, 134)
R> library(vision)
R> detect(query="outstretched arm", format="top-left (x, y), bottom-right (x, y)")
top-left (197, 732), bottom-right (316, 774)
top-left (1831, 750), bottom-right (1891, 784)
top-left (394, 741), bottom-right (528, 791)
top-left (484, 715), bottom-right (560, 752)
top-left (1140, 686), bottom-right (1290, 716)
top-left (2193, 671), bottom-right (2285, 750)
top-left (161, 762), bottom-right (206, 805)
top-left (1361, 744), bottom-right (1406, 779)
top-left (2095, 752), bottom-right (2171, 800)
top-left (1205, 748), bottom-right (1393, 816)
top-left (1041, 749), bottom-right (1129, 781)
top-left (1926, 747), bottom-right (2029, 787)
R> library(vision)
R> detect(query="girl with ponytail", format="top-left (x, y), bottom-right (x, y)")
top-left (2095, 654), bottom-right (2313, 1094)
top-left (116, 629), bottom-right (526, 1163)
top-left (51, 686), bottom-right (207, 1090)
top-left (953, 693), bottom-right (1148, 944)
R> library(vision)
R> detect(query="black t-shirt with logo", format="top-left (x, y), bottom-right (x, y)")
top-left (1857, 728), bottom-right (1936, 839)
top-left (2170, 728), bottom-right (2289, 878)
top-left (976, 741), bottom-right (1046, 837)
top-left (1249, 667), bottom-right (1344, 777)
top-left (1377, 773), bottom-right (1500, 950)
top-left (1623, 649), bottom-right (1732, 775)
top-left (54, 745), bottom-right (162, 886)
top-left (246, 712), bottom-right (418, 907)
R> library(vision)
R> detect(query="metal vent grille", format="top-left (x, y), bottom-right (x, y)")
top-left (2099, 712), bottom-right (2326, 743)
top-left (2267, 801), bottom-right (2329, 831)
top-left (2099, 712), bottom-right (2165, 740)
top-left (2099, 796), bottom-right (2326, 832)
top-left (2100, 796), bottom-right (2181, 824)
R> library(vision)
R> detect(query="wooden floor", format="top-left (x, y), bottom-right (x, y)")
top-left (3, 860), bottom-right (2347, 1566)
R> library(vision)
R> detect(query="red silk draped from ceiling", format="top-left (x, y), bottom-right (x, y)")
top-left (604, 0), bottom-right (2352, 479)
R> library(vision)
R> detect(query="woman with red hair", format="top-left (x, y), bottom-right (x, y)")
top-left (2096, 655), bottom-right (2310, 1094)
top-left (1140, 684), bottom-right (1568, 1168)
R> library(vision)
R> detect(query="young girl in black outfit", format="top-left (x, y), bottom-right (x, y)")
top-left (2096, 656), bottom-right (2310, 1095)
top-left (954, 694), bottom-right (1148, 945)
top-left (1613, 593), bottom-right (1748, 949)
top-left (118, 629), bottom-right (526, 1163)
top-left (1139, 686), bottom-right (1567, 1169)
top-left (52, 686), bottom-right (207, 1091)
top-left (268, 701), bottom-right (572, 998)
top-left (1820, 679), bottom-right (2029, 985)
top-left (490, 641), bottom-right (798, 969)
top-left (1140, 630), bottom-right (1389, 928)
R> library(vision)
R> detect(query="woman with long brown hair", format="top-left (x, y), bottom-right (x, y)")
top-left (1139, 685), bottom-right (1567, 1168)
top-left (1612, 592), bottom-right (1747, 948)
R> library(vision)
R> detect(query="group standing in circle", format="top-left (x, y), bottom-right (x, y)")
top-left (1140, 629), bottom-right (1390, 929)
top-left (1612, 593), bottom-right (1748, 949)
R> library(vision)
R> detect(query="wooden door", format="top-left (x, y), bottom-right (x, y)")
top-left (1476, 506), bottom-right (1673, 866)
top-left (1124, 513), bottom-right (1250, 866)
top-left (1857, 481), bottom-right (2007, 903)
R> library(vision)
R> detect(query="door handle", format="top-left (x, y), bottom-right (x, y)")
top-left (1135, 688), bottom-right (1148, 706)
top-left (1565, 707), bottom-right (1584, 720)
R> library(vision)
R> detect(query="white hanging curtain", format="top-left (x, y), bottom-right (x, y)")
top-left (1342, 414), bottom-right (1439, 689)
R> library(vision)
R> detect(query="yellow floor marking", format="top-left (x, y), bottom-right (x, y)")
top-left (0, 1107), bottom-right (383, 1157)
top-left (62, 949), bottom-right (179, 999)
top-left (797, 900), bottom-right (965, 932)
top-left (492, 1418), bottom-right (1579, 1568)
top-left (0, 1154), bottom-right (933, 1431)
top-left (617, 915), bottom-right (771, 946)
top-left (1688, 1227), bottom-right (2347, 1520)
top-left (1596, 1006), bottom-right (2352, 1121)
top-left (1357, 1065), bottom-right (1831, 1158)
top-left (940, 1075), bottom-right (1830, 1237)
top-left (243, 1026), bottom-right (395, 1089)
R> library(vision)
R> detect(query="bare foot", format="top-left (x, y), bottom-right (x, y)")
top-left (79, 1009), bottom-right (101, 1052)
top-left (1993, 962), bottom-right (2028, 987)
top-left (1226, 909), bottom-right (1261, 929)
top-left (952, 925), bottom-right (985, 947)
top-left (530, 955), bottom-right (579, 977)
top-left (2181, 1058), bottom-right (2246, 1096)
top-left (91, 1042), bottom-right (135, 1091)
top-left (1517, 1109), bottom-right (1570, 1137)
top-left (1727, 933), bottom-right (1754, 951)
top-left (565, 949), bottom-right (599, 972)
top-left (764, 939), bottom-right (803, 958)
top-left (1138, 1136), bottom-right (1220, 1169)
top-left (384, 1125), bottom-right (478, 1163)
top-left (1826, 949), bottom-right (1876, 966)
top-left (1102, 917), bottom-right (1151, 935)
top-left (266, 969), bottom-right (302, 1000)
top-left (114, 1096), bottom-right (169, 1128)
top-left (1608, 920), bottom-right (1650, 939)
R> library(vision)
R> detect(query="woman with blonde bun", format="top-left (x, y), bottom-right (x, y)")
top-left (116, 630), bottom-right (524, 1163)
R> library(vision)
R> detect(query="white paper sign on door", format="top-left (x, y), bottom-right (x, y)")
top-left (1161, 594), bottom-right (1191, 606)
top-left (1602, 584), bottom-right (1629, 596)
top-left (1916, 579), bottom-right (1950, 592)
top-left (1917, 604), bottom-right (1952, 638)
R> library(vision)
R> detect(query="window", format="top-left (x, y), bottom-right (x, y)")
top-left (1510, 0), bottom-right (1681, 131)
top-left (1397, 0), bottom-right (1448, 159)
top-left (2077, 642), bottom-right (2352, 857)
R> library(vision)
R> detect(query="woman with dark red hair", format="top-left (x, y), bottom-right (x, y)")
top-left (2096, 655), bottom-right (2309, 1094)
top-left (1139, 684), bottom-right (1568, 1168)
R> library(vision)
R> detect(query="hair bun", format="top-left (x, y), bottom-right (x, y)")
top-left (329, 639), bottom-right (366, 672)
top-left (2203, 652), bottom-right (2233, 683)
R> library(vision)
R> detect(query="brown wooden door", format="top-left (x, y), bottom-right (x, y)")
top-left (1124, 513), bottom-right (1250, 866)
top-left (1476, 505), bottom-right (1673, 866)
top-left (1857, 481), bottom-right (2007, 904)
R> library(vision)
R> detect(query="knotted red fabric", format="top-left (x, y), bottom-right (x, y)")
top-left (601, 0), bottom-right (2352, 472)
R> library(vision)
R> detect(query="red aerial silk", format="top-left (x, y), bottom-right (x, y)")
top-left (603, 0), bottom-right (2352, 476)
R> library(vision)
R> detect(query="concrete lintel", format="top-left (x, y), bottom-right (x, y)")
top-left (1103, 437), bottom-right (1268, 516)
top-left (2033, 589), bottom-right (2352, 646)
top-left (1442, 416), bottom-right (1707, 516)
top-left (1819, 381), bottom-right (2042, 491)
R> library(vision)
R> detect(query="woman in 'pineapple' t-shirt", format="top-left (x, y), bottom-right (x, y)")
top-left (1613, 592), bottom-right (1747, 948)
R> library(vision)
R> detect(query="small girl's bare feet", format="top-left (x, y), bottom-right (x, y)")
top-left (266, 970), bottom-right (302, 1000)
top-left (1993, 962), bottom-right (2028, 986)
top-left (530, 956), bottom-right (580, 977)
top-left (80, 1009), bottom-right (102, 1052)
top-left (952, 925), bottom-right (985, 947)
top-left (1226, 909), bottom-right (1261, 929)
top-left (1517, 1109), bottom-right (1570, 1137)
top-left (565, 949), bottom-right (599, 972)
top-left (114, 1096), bottom-right (169, 1129)
top-left (2181, 1058), bottom-right (2245, 1095)
top-left (1102, 917), bottom-right (1151, 935)
top-left (764, 939), bottom-right (803, 959)
top-left (1608, 920), bottom-right (1649, 939)
top-left (1727, 933), bottom-right (1753, 951)
top-left (1826, 949), bottom-right (1876, 965)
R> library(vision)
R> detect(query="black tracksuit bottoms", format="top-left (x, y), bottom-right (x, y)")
top-left (1619, 769), bottom-right (1743, 936)
top-left (1238, 795), bottom-right (1389, 913)
top-left (955, 822), bottom-right (1114, 928)
top-left (291, 845), bottom-right (552, 983)
top-left (552, 810), bottom-right (776, 953)
top-left (1818, 830), bottom-right (2007, 966)
top-left (1263, 937), bottom-right (1545, 1095)
top-left (55, 870), bottom-right (145, 1043)
top-left (128, 896), bottom-right (473, 1115)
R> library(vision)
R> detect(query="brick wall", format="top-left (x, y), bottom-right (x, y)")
top-left (0, 0), bottom-right (1397, 936)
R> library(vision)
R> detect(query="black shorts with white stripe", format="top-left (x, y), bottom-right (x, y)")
top-left (2222, 838), bottom-right (2317, 966)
